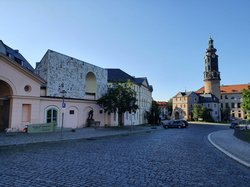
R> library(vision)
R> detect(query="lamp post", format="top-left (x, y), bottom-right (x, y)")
top-left (60, 89), bottom-right (67, 137)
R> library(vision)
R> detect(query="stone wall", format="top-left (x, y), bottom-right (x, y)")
top-left (35, 50), bottom-right (107, 99)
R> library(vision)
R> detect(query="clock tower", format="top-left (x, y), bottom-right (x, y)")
top-left (204, 37), bottom-right (221, 99)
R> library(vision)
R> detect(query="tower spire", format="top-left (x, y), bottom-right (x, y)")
top-left (208, 36), bottom-right (214, 48)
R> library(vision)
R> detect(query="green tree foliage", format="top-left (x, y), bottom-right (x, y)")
top-left (97, 83), bottom-right (138, 126)
top-left (242, 85), bottom-right (250, 121)
top-left (147, 101), bottom-right (160, 125)
top-left (203, 108), bottom-right (214, 122)
top-left (192, 104), bottom-right (205, 121)
top-left (193, 104), bottom-right (215, 122)
top-left (221, 107), bottom-right (231, 122)
top-left (167, 98), bottom-right (173, 119)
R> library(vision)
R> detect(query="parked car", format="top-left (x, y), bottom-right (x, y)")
top-left (161, 119), bottom-right (187, 129)
top-left (229, 122), bottom-right (239, 129)
top-left (180, 119), bottom-right (189, 127)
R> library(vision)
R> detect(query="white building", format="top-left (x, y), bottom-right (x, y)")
top-left (106, 69), bottom-right (153, 126)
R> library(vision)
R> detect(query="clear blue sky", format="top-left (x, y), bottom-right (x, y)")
top-left (1, 0), bottom-right (249, 101)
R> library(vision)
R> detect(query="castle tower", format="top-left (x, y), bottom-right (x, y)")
top-left (204, 37), bottom-right (221, 99)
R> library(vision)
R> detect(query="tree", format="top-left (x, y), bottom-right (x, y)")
top-left (203, 108), bottom-right (214, 122)
top-left (167, 98), bottom-right (173, 119)
top-left (221, 107), bottom-right (231, 122)
top-left (242, 85), bottom-right (250, 121)
top-left (147, 101), bottom-right (160, 125)
top-left (192, 104), bottom-right (204, 121)
top-left (97, 83), bottom-right (138, 126)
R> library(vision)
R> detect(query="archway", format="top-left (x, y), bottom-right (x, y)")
top-left (85, 72), bottom-right (96, 95)
top-left (0, 80), bottom-right (12, 131)
top-left (174, 111), bottom-right (180, 120)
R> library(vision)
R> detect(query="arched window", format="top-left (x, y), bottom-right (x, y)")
top-left (85, 72), bottom-right (96, 95)
top-left (46, 107), bottom-right (59, 125)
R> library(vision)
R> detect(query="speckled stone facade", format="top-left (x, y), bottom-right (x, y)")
top-left (35, 50), bottom-right (107, 99)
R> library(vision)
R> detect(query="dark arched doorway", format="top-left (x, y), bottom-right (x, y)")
top-left (174, 111), bottom-right (180, 120)
top-left (0, 80), bottom-right (12, 132)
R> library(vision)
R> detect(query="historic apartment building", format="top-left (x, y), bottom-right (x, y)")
top-left (0, 40), bottom-right (153, 132)
top-left (196, 84), bottom-right (249, 121)
top-left (172, 37), bottom-right (249, 122)
top-left (157, 101), bottom-right (170, 120)
top-left (107, 69), bottom-right (153, 126)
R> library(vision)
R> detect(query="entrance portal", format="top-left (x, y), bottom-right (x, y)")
top-left (174, 111), bottom-right (180, 120)
top-left (0, 80), bottom-right (12, 132)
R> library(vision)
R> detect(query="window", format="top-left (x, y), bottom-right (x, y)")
top-left (221, 103), bottom-right (223, 108)
top-left (22, 104), bottom-right (31, 122)
top-left (214, 104), bottom-right (216, 107)
top-left (24, 85), bottom-right (32, 92)
top-left (69, 110), bottom-right (74, 115)
top-left (85, 72), bottom-right (96, 95)
top-left (225, 103), bottom-right (229, 108)
top-left (231, 103), bottom-right (235, 108)
top-left (237, 103), bottom-right (241, 108)
top-left (46, 108), bottom-right (58, 124)
top-left (225, 95), bottom-right (228, 99)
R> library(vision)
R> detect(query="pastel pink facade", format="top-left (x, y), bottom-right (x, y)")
top-left (0, 53), bottom-right (106, 132)
top-left (0, 41), bottom-right (153, 132)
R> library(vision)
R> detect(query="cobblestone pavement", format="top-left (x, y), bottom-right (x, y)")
top-left (0, 124), bottom-right (250, 187)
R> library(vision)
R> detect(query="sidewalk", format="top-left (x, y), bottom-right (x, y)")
top-left (0, 125), bottom-right (159, 148)
top-left (208, 129), bottom-right (250, 168)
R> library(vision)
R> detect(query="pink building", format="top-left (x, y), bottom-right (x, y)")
top-left (0, 40), bottom-right (107, 132)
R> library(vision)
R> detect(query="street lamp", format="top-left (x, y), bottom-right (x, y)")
top-left (60, 89), bottom-right (67, 137)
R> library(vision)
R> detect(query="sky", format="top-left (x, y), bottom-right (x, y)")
top-left (0, 0), bottom-right (249, 101)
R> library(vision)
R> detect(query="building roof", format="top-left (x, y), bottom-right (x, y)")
top-left (157, 101), bottom-right (168, 107)
top-left (134, 77), bottom-right (153, 92)
top-left (0, 40), bottom-right (34, 72)
top-left (196, 84), bottom-right (250, 94)
top-left (106, 68), bottom-right (153, 92)
top-left (106, 68), bottom-right (134, 83)
top-left (199, 93), bottom-right (219, 103)
top-left (173, 91), bottom-right (196, 98)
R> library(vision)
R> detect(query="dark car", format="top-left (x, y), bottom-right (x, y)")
top-left (229, 122), bottom-right (239, 129)
top-left (180, 119), bottom-right (189, 127)
top-left (162, 120), bottom-right (187, 129)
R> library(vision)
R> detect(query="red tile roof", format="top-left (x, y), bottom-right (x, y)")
top-left (157, 101), bottom-right (168, 107)
top-left (196, 84), bottom-right (250, 94)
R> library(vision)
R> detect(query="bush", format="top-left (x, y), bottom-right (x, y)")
top-left (234, 128), bottom-right (250, 143)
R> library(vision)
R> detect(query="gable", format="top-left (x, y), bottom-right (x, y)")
top-left (0, 54), bottom-right (44, 97)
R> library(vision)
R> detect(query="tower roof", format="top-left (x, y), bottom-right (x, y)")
top-left (206, 36), bottom-right (217, 53)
